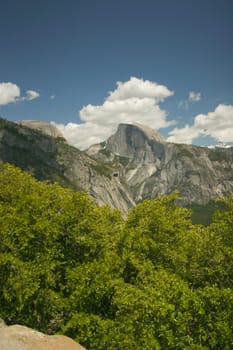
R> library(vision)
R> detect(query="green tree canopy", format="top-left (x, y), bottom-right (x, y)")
top-left (0, 162), bottom-right (232, 349)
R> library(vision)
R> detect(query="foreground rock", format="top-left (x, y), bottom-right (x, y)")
top-left (0, 320), bottom-right (86, 350)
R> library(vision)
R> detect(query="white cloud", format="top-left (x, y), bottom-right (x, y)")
top-left (25, 90), bottom-right (40, 101)
top-left (108, 77), bottom-right (173, 102)
top-left (55, 77), bottom-right (174, 149)
top-left (50, 95), bottom-right (55, 100)
top-left (168, 104), bottom-right (233, 144)
top-left (167, 124), bottom-right (200, 144)
top-left (178, 90), bottom-right (201, 110)
top-left (0, 82), bottom-right (40, 105)
top-left (189, 91), bottom-right (201, 102)
top-left (0, 82), bottom-right (20, 105)
top-left (54, 122), bottom-right (112, 149)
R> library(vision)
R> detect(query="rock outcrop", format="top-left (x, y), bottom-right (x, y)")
top-left (17, 120), bottom-right (65, 139)
top-left (0, 320), bottom-right (86, 350)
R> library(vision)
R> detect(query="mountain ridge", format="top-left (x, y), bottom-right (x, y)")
top-left (88, 122), bottom-right (233, 205)
top-left (1, 117), bottom-right (233, 215)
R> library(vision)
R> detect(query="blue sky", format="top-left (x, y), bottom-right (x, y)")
top-left (0, 0), bottom-right (232, 149)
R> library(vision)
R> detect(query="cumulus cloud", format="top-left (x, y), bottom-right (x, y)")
top-left (55, 77), bottom-right (174, 149)
top-left (0, 82), bottom-right (20, 105)
top-left (108, 77), bottom-right (173, 102)
top-left (0, 82), bottom-right (40, 105)
top-left (168, 104), bottom-right (233, 144)
top-left (55, 122), bottom-right (112, 149)
top-left (167, 124), bottom-right (200, 144)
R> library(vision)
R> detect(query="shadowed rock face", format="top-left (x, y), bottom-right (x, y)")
top-left (106, 123), bottom-right (166, 158)
top-left (0, 320), bottom-right (86, 350)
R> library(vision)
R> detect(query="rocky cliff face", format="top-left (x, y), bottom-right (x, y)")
top-left (88, 123), bottom-right (233, 205)
top-left (0, 320), bottom-right (86, 350)
top-left (1, 117), bottom-right (233, 212)
top-left (0, 118), bottom-right (134, 216)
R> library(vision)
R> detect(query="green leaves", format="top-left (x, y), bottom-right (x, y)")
top-left (0, 163), bottom-right (233, 349)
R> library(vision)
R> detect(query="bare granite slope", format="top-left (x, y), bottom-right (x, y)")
top-left (0, 320), bottom-right (86, 350)
top-left (88, 123), bottom-right (233, 205)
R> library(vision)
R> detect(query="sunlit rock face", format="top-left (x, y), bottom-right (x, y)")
top-left (0, 320), bottom-right (86, 350)
top-left (88, 122), bottom-right (233, 205)
top-left (17, 120), bottom-right (65, 139)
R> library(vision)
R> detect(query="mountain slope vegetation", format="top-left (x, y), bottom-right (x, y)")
top-left (0, 118), bottom-right (134, 214)
top-left (0, 163), bottom-right (233, 349)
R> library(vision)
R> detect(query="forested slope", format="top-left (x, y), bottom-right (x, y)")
top-left (0, 163), bottom-right (232, 349)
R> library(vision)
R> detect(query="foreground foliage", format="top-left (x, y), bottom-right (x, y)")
top-left (0, 162), bottom-right (232, 349)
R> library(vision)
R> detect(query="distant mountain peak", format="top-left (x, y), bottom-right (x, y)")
top-left (88, 122), bottom-right (166, 158)
top-left (16, 120), bottom-right (65, 139)
top-left (119, 122), bottom-right (166, 143)
top-left (101, 122), bottom-right (165, 158)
